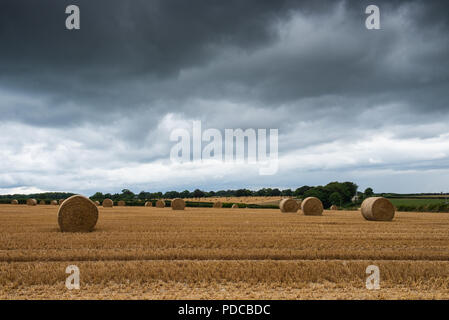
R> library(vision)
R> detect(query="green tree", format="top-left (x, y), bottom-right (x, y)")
top-left (90, 192), bottom-right (104, 201)
top-left (341, 182), bottom-right (358, 202)
top-left (236, 189), bottom-right (252, 197)
top-left (180, 190), bottom-right (191, 198)
top-left (121, 189), bottom-right (135, 200)
top-left (138, 191), bottom-right (148, 200)
top-left (164, 191), bottom-right (180, 199)
top-left (111, 193), bottom-right (120, 201)
top-left (153, 192), bottom-right (163, 199)
top-left (329, 192), bottom-right (343, 205)
top-left (193, 189), bottom-right (205, 198)
top-left (294, 186), bottom-right (311, 197)
top-left (364, 187), bottom-right (374, 198)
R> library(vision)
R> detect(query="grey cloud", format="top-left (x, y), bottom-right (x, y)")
top-left (1, 0), bottom-right (448, 123)
top-left (1, 0), bottom-right (449, 194)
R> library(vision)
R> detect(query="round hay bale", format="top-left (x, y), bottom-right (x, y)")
top-left (51, 200), bottom-right (58, 205)
top-left (301, 197), bottom-right (323, 216)
top-left (155, 200), bottom-right (165, 208)
top-left (95, 201), bottom-right (100, 206)
top-left (231, 204), bottom-right (239, 209)
top-left (145, 201), bottom-right (153, 207)
top-left (330, 205), bottom-right (338, 210)
top-left (117, 200), bottom-right (126, 206)
top-left (11, 199), bottom-right (18, 205)
top-left (102, 198), bottom-right (113, 208)
top-left (58, 199), bottom-right (64, 205)
top-left (57, 195), bottom-right (98, 232)
top-left (27, 199), bottom-right (37, 206)
top-left (213, 201), bottom-right (223, 208)
top-left (279, 198), bottom-right (299, 213)
top-left (361, 197), bottom-right (395, 221)
top-left (39, 200), bottom-right (46, 205)
top-left (171, 198), bottom-right (186, 210)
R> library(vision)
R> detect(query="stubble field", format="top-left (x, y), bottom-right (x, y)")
top-left (0, 205), bottom-right (448, 299)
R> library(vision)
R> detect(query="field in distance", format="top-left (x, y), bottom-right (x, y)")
top-left (0, 205), bottom-right (449, 299)
top-left (184, 196), bottom-right (283, 205)
top-left (388, 198), bottom-right (449, 206)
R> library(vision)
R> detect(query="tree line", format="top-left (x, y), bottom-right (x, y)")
top-left (0, 192), bottom-right (75, 200)
top-left (0, 182), bottom-right (375, 208)
top-left (89, 182), bottom-right (372, 208)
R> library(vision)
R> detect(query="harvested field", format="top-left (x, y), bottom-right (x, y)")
top-left (0, 205), bottom-right (448, 299)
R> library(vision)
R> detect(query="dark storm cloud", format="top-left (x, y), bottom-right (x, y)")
top-left (0, 0), bottom-right (295, 77)
top-left (0, 0), bottom-right (305, 127)
top-left (1, 0), bottom-right (448, 123)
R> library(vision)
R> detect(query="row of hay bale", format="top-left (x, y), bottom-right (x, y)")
top-left (100, 199), bottom-right (166, 208)
top-left (39, 194), bottom-right (396, 233)
top-left (57, 196), bottom-right (248, 233)
top-left (279, 196), bottom-right (395, 221)
top-left (279, 197), bottom-right (324, 216)
top-left (57, 196), bottom-right (186, 232)
top-left (210, 201), bottom-right (241, 209)
top-left (99, 199), bottom-right (240, 209)
top-left (12, 199), bottom-right (67, 206)
top-left (17, 197), bottom-right (252, 209)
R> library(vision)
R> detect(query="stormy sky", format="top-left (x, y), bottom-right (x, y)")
top-left (1, 0), bottom-right (449, 195)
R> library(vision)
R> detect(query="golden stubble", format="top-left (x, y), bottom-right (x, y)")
top-left (0, 205), bottom-right (448, 299)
